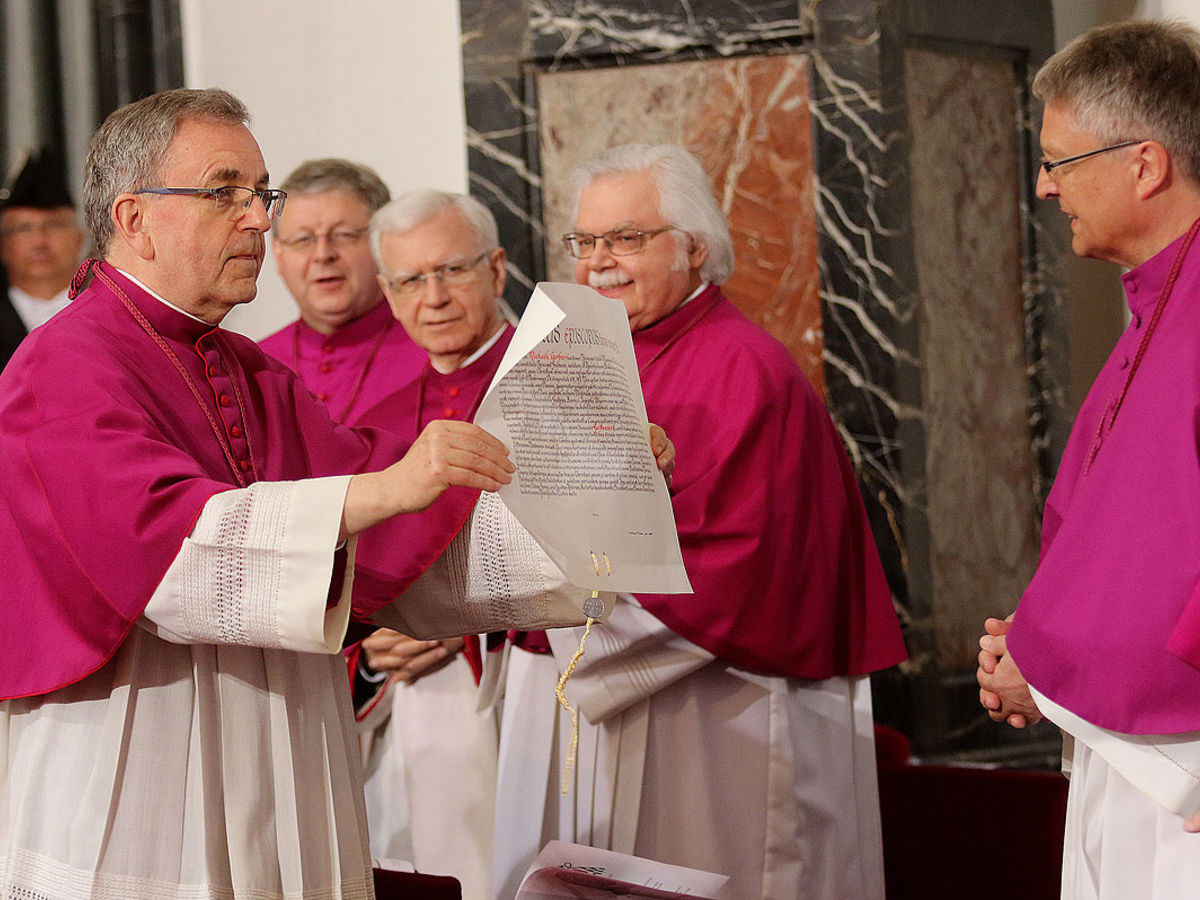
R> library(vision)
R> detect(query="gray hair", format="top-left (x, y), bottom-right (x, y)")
top-left (84, 87), bottom-right (249, 255)
top-left (370, 189), bottom-right (499, 273)
top-left (275, 158), bottom-right (390, 229)
top-left (1033, 19), bottom-right (1200, 183)
top-left (568, 143), bottom-right (734, 283)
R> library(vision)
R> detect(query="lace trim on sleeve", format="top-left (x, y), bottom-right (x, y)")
top-left (374, 492), bottom-right (604, 639)
top-left (143, 476), bottom-right (351, 650)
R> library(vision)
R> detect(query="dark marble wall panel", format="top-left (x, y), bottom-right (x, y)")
top-left (905, 47), bottom-right (1042, 670)
top-left (537, 54), bottom-right (823, 387)
top-left (804, 4), bottom-right (926, 660)
top-left (527, 1), bottom-right (807, 62)
top-left (461, 2), bottom-right (546, 310)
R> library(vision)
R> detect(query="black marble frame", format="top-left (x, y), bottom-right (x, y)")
top-left (460, 0), bottom-right (1068, 760)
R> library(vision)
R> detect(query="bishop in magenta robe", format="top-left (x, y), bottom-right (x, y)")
top-left (263, 180), bottom-right (518, 898)
top-left (259, 287), bottom-right (426, 422)
top-left (490, 282), bottom-right (907, 900)
top-left (0, 90), bottom-right (512, 900)
top-left (0, 260), bottom-right (486, 900)
top-left (491, 143), bottom-right (906, 900)
top-left (978, 24), bottom-right (1200, 896)
top-left (347, 189), bottom-right (519, 899)
top-left (259, 156), bottom-right (426, 422)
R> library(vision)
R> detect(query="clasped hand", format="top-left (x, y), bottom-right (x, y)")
top-left (976, 617), bottom-right (1042, 728)
top-left (363, 628), bottom-right (464, 685)
top-left (977, 616), bottom-right (1200, 833)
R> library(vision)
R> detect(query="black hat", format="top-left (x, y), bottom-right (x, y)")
top-left (0, 148), bottom-right (75, 210)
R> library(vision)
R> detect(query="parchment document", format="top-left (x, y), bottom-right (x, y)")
top-left (474, 282), bottom-right (691, 595)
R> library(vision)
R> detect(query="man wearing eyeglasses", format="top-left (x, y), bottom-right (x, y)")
top-left (327, 189), bottom-right (515, 899)
top-left (0, 88), bottom-right (531, 900)
top-left (976, 20), bottom-right (1200, 897)
top-left (261, 158), bottom-right (425, 421)
top-left (264, 167), bottom-right (485, 888)
top-left (488, 143), bottom-right (906, 900)
top-left (0, 148), bottom-right (85, 370)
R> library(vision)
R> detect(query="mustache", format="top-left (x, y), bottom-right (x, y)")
top-left (588, 270), bottom-right (632, 289)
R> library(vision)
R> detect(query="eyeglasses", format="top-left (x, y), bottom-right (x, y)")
top-left (274, 226), bottom-right (368, 253)
top-left (385, 251), bottom-right (491, 298)
top-left (561, 226), bottom-right (682, 259)
top-left (133, 185), bottom-right (287, 219)
top-left (0, 220), bottom-right (79, 239)
top-left (1039, 140), bottom-right (1143, 177)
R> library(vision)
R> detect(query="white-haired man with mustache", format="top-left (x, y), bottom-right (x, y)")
top-left (489, 143), bottom-right (906, 900)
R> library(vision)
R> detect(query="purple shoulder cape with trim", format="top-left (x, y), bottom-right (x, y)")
top-left (1010, 232), bottom-right (1200, 733)
top-left (0, 263), bottom-right (472, 700)
top-left (631, 285), bottom-right (906, 678)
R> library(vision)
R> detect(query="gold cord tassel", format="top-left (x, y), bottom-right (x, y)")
top-left (557, 552), bottom-right (610, 795)
top-left (555, 594), bottom-right (599, 795)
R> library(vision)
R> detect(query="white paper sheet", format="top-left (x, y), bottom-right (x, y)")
top-left (514, 841), bottom-right (729, 899)
top-left (474, 282), bottom-right (691, 595)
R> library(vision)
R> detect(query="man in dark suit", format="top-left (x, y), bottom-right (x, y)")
top-left (0, 148), bottom-right (85, 370)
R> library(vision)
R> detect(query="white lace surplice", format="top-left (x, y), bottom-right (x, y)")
top-left (0, 476), bottom-right (374, 900)
top-left (1031, 686), bottom-right (1200, 899)
top-left (489, 593), bottom-right (886, 900)
top-left (359, 491), bottom-right (600, 900)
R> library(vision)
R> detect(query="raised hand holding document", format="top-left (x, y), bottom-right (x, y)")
top-left (474, 282), bottom-right (691, 596)
top-left (371, 282), bottom-right (688, 644)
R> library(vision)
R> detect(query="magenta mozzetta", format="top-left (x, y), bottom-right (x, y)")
top-left (628, 283), bottom-right (905, 678)
top-left (0, 261), bottom-right (474, 699)
top-left (1010, 225), bottom-right (1200, 734)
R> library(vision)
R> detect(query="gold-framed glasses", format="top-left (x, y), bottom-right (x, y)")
top-left (561, 225), bottom-right (682, 259)
top-left (274, 227), bottom-right (368, 253)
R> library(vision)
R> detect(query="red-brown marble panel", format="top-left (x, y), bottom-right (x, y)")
top-left (537, 54), bottom-right (822, 391)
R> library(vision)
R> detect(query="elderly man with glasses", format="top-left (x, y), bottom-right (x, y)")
top-left (487, 143), bottom-right (906, 900)
top-left (260, 158), bottom-right (425, 422)
top-left (330, 188), bottom-right (517, 899)
top-left (348, 189), bottom-right (678, 898)
top-left (0, 87), bottom-right (525, 900)
top-left (977, 20), bottom-right (1200, 898)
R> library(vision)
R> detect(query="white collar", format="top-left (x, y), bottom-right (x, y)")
top-left (8, 285), bottom-right (71, 331)
top-left (681, 281), bottom-right (710, 306)
top-left (431, 319), bottom-right (508, 374)
top-left (112, 266), bottom-right (214, 325)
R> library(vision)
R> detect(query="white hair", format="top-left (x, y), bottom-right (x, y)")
top-left (568, 143), bottom-right (734, 283)
top-left (370, 189), bottom-right (498, 273)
